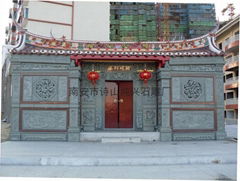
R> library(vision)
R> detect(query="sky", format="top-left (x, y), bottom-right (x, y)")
top-left (0, 0), bottom-right (239, 63)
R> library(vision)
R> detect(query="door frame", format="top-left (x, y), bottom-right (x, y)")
top-left (103, 80), bottom-right (135, 131)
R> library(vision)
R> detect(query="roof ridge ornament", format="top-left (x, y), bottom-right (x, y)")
top-left (207, 33), bottom-right (222, 54)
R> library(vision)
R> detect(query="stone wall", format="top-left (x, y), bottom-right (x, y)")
top-left (158, 56), bottom-right (226, 141)
top-left (6, 54), bottom-right (226, 141)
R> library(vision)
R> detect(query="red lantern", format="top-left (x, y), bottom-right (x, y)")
top-left (139, 69), bottom-right (152, 84)
top-left (87, 71), bottom-right (100, 85)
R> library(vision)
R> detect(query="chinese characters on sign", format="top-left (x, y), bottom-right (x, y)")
top-left (107, 66), bottom-right (131, 71)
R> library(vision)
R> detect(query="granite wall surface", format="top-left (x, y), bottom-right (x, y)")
top-left (4, 54), bottom-right (226, 141)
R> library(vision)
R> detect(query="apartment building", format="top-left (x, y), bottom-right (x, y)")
top-left (110, 2), bottom-right (216, 41)
top-left (216, 15), bottom-right (239, 124)
top-left (6, 1), bottom-right (216, 43)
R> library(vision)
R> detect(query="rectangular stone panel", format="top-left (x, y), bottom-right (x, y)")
top-left (58, 76), bottom-right (68, 101)
top-left (23, 76), bottom-right (32, 101)
top-left (172, 109), bottom-right (215, 131)
top-left (21, 109), bottom-right (68, 131)
top-left (171, 76), bottom-right (214, 103)
top-left (173, 132), bottom-right (216, 141)
top-left (22, 75), bottom-right (68, 102)
top-left (21, 133), bottom-right (67, 141)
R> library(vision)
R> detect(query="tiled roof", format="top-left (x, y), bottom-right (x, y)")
top-left (11, 31), bottom-right (224, 57)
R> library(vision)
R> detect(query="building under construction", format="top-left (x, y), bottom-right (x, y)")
top-left (110, 2), bottom-right (216, 41)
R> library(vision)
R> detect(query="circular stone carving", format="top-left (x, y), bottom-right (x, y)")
top-left (183, 80), bottom-right (202, 100)
top-left (35, 79), bottom-right (56, 100)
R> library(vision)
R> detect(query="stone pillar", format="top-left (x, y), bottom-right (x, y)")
top-left (157, 69), bottom-right (172, 141)
top-left (10, 63), bottom-right (21, 140)
top-left (215, 72), bottom-right (226, 140)
top-left (67, 65), bottom-right (81, 141)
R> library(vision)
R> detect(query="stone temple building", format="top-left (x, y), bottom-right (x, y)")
top-left (1, 0), bottom-right (226, 142)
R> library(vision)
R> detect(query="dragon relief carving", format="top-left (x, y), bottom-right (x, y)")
top-left (35, 79), bottom-right (57, 100)
top-left (183, 80), bottom-right (202, 100)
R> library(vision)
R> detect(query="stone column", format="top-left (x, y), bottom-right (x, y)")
top-left (67, 65), bottom-right (81, 141)
top-left (10, 63), bottom-right (21, 140)
top-left (215, 71), bottom-right (226, 140)
top-left (157, 69), bottom-right (172, 141)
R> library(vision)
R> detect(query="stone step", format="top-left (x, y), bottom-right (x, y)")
top-left (80, 132), bottom-right (160, 142)
top-left (101, 137), bottom-right (141, 143)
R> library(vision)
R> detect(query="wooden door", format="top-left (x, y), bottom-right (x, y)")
top-left (105, 81), bottom-right (133, 128)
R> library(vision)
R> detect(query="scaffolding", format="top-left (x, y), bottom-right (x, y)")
top-left (110, 2), bottom-right (216, 41)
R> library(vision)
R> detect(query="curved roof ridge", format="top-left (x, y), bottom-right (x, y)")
top-left (25, 30), bottom-right (210, 44)
top-left (11, 21), bottom-right (223, 57)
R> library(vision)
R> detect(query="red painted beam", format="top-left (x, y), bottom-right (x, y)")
top-left (70, 55), bottom-right (171, 68)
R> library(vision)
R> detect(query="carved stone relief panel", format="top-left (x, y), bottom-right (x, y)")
top-left (173, 132), bottom-right (215, 141)
top-left (81, 108), bottom-right (95, 125)
top-left (183, 80), bottom-right (202, 100)
top-left (33, 78), bottom-right (57, 101)
top-left (171, 76), bottom-right (214, 103)
top-left (20, 63), bottom-right (69, 70)
top-left (22, 76), bottom-right (68, 102)
top-left (136, 111), bottom-right (143, 129)
top-left (143, 107), bottom-right (156, 126)
top-left (95, 111), bottom-right (102, 129)
top-left (22, 110), bottom-right (67, 131)
top-left (170, 65), bottom-right (218, 72)
top-left (21, 133), bottom-right (67, 141)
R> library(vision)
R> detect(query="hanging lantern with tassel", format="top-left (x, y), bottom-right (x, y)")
top-left (137, 64), bottom-right (153, 85)
top-left (87, 65), bottom-right (100, 85)
top-left (139, 69), bottom-right (152, 84)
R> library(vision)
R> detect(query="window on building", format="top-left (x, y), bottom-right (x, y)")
top-left (226, 92), bottom-right (234, 99)
top-left (226, 111), bottom-right (234, 119)
top-left (226, 73), bottom-right (233, 80)
top-left (218, 43), bottom-right (222, 50)
top-left (24, 8), bottom-right (29, 19)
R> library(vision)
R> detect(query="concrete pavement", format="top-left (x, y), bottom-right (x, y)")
top-left (0, 140), bottom-right (237, 166)
top-left (0, 140), bottom-right (237, 179)
top-left (0, 164), bottom-right (237, 179)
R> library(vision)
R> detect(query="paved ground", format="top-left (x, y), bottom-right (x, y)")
top-left (0, 164), bottom-right (237, 180)
top-left (0, 141), bottom-right (237, 163)
top-left (0, 123), bottom-right (238, 179)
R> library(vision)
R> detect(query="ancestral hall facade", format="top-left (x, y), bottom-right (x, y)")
top-left (1, 24), bottom-right (227, 141)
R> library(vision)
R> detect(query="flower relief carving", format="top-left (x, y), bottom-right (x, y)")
top-left (35, 79), bottom-right (56, 100)
top-left (183, 80), bottom-right (202, 100)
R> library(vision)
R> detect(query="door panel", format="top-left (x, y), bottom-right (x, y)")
top-left (105, 82), bottom-right (118, 128)
top-left (105, 81), bottom-right (133, 129)
top-left (119, 82), bottom-right (133, 128)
